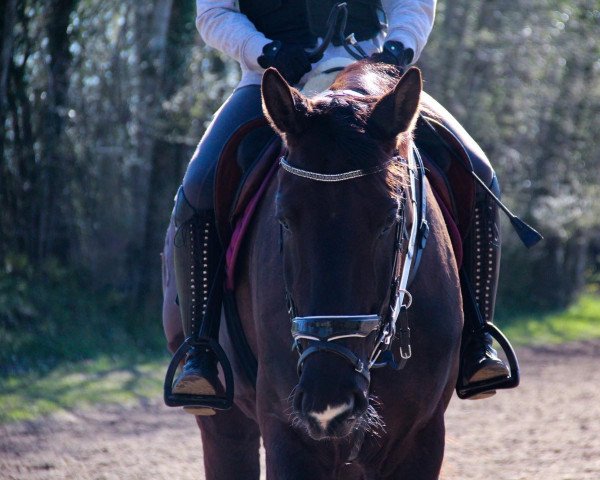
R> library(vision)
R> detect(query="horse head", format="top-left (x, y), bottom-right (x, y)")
top-left (261, 64), bottom-right (423, 441)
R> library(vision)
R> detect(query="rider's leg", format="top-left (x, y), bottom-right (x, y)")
top-left (420, 94), bottom-right (509, 398)
top-left (167, 85), bottom-right (264, 414)
top-left (460, 174), bottom-right (510, 398)
top-left (171, 189), bottom-right (223, 415)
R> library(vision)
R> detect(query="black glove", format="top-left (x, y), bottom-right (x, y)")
top-left (257, 41), bottom-right (312, 85)
top-left (370, 40), bottom-right (415, 70)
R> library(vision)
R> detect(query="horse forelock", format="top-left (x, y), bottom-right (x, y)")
top-left (292, 96), bottom-right (382, 162)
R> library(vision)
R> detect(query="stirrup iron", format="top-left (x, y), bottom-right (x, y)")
top-left (164, 336), bottom-right (234, 411)
top-left (456, 322), bottom-right (520, 399)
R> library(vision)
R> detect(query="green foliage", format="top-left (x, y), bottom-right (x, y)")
top-left (0, 260), bottom-right (166, 376)
top-left (421, 0), bottom-right (600, 310)
top-left (2, 0), bottom-right (597, 313)
top-left (498, 291), bottom-right (600, 345)
top-left (0, 254), bottom-right (169, 424)
top-left (0, 357), bottom-right (166, 423)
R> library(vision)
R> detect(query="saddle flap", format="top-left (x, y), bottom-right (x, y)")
top-left (421, 155), bottom-right (463, 268)
top-left (214, 118), bottom-right (283, 290)
top-left (214, 118), bottom-right (278, 246)
top-left (231, 137), bottom-right (282, 223)
top-left (416, 116), bottom-right (476, 240)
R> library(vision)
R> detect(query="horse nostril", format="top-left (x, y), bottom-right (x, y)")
top-left (353, 390), bottom-right (368, 414)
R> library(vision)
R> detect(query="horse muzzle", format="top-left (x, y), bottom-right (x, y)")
top-left (293, 354), bottom-right (370, 440)
top-left (290, 315), bottom-right (377, 439)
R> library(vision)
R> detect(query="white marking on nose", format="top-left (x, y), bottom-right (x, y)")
top-left (309, 403), bottom-right (352, 430)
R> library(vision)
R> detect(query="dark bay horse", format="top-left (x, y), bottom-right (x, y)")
top-left (197, 62), bottom-right (463, 479)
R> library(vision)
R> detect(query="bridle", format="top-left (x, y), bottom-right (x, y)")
top-left (279, 146), bottom-right (429, 382)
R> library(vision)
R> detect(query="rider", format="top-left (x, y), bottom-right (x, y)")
top-left (162, 0), bottom-right (510, 414)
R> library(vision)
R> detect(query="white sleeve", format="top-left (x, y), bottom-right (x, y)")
top-left (381, 0), bottom-right (436, 63)
top-left (196, 0), bottom-right (271, 72)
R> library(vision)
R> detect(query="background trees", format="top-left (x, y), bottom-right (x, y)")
top-left (422, 0), bottom-right (600, 309)
top-left (1, 0), bottom-right (599, 330)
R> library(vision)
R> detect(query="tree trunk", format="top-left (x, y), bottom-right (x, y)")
top-left (128, 0), bottom-right (175, 304)
top-left (37, 0), bottom-right (78, 261)
top-left (0, 0), bottom-right (18, 260)
top-left (0, 0), bottom-right (17, 119)
top-left (137, 140), bottom-right (190, 308)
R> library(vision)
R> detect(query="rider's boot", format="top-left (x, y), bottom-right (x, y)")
top-left (460, 176), bottom-right (510, 399)
top-left (172, 186), bottom-right (224, 415)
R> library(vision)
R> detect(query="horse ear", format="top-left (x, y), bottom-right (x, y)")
top-left (368, 67), bottom-right (422, 140)
top-left (261, 68), bottom-right (310, 135)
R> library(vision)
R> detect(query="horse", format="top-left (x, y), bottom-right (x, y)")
top-left (196, 61), bottom-right (463, 479)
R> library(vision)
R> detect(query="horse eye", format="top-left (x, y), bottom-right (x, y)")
top-left (380, 210), bottom-right (399, 236)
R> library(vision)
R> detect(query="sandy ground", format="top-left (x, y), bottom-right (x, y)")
top-left (1, 341), bottom-right (599, 480)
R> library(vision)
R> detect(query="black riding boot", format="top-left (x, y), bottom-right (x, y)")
top-left (460, 177), bottom-right (510, 399)
top-left (172, 187), bottom-right (224, 415)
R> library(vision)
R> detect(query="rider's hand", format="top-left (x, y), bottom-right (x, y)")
top-left (258, 41), bottom-right (312, 85)
top-left (370, 41), bottom-right (415, 71)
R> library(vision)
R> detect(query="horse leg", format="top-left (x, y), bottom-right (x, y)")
top-left (386, 412), bottom-right (446, 480)
top-left (197, 403), bottom-right (261, 480)
top-left (261, 425), bottom-right (367, 479)
top-left (261, 422), bottom-right (335, 480)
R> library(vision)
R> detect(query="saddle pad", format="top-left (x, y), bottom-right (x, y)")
top-left (421, 151), bottom-right (463, 268)
top-left (225, 159), bottom-right (278, 291)
top-left (300, 57), bottom-right (355, 97)
top-left (429, 177), bottom-right (463, 269)
top-left (417, 114), bottom-right (476, 240)
top-left (214, 118), bottom-right (272, 246)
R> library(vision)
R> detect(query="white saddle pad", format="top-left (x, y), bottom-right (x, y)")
top-left (300, 57), bottom-right (355, 97)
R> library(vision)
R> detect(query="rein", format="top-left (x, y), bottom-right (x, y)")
top-left (279, 146), bottom-right (429, 380)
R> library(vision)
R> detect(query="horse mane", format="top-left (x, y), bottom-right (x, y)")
top-left (330, 60), bottom-right (403, 96)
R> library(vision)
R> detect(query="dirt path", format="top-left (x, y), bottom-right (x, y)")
top-left (1, 341), bottom-right (599, 480)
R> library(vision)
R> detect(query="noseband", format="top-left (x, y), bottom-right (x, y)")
top-left (280, 147), bottom-right (428, 381)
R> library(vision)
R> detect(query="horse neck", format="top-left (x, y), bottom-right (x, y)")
top-left (330, 61), bottom-right (400, 97)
